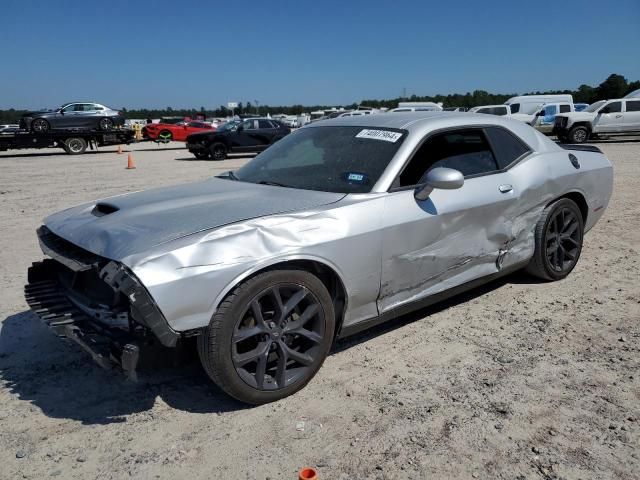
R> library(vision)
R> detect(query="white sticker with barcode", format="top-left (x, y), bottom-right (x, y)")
top-left (355, 129), bottom-right (402, 143)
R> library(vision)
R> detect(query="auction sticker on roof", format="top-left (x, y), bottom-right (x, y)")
top-left (355, 129), bottom-right (403, 143)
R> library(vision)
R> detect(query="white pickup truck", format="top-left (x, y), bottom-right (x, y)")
top-left (469, 101), bottom-right (586, 133)
top-left (553, 98), bottom-right (640, 143)
top-left (529, 102), bottom-right (589, 134)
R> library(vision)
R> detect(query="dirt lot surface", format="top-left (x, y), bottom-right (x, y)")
top-left (1, 140), bottom-right (638, 480)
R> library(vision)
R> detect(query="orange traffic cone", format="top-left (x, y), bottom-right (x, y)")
top-left (117, 145), bottom-right (123, 154)
top-left (126, 153), bottom-right (136, 169)
top-left (298, 467), bottom-right (318, 480)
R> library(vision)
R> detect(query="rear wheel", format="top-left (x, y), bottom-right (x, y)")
top-left (198, 270), bottom-right (335, 404)
top-left (210, 142), bottom-right (227, 160)
top-left (568, 126), bottom-right (589, 144)
top-left (526, 198), bottom-right (584, 281)
top-left (98, 117), bottom-right (114, 131)
top-left (31, 118), bottom-right (50, 133)
top-left (63, 137), bottom-right (88, 155)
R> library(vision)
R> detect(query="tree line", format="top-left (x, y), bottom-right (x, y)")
top-left (1, 73), bottom-right (638, 124)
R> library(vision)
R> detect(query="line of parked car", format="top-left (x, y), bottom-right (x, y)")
top-left (8, 89), bottom-right (640, 160)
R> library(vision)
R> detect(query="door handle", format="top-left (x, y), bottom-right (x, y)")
top-left (615, 115), bottom-right (623, 118)
top-left (499, 184), bottom-right (513, 193)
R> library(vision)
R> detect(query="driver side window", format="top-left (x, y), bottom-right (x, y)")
top-left (242, 120), bottom-right (256, 130)
top-left (397, 129), bottom-right (499, 187)
top-left (61, 104), bottom-right (78, 113)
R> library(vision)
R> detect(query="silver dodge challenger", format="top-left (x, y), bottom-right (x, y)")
top-left (25, 112), bottom-right (613, 404)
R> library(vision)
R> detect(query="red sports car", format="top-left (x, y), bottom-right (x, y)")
top-left (144, 121), bottom-right (215, 142)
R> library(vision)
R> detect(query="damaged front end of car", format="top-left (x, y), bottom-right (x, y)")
top-left (24, 226), bottom-right (182, 380)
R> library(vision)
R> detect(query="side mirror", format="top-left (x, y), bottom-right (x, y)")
top-left (414, 167), bottom-right (464, 201)
top-left (599, 107), bottom-right (610, 114)
top-left (536, 110), bottom-right (545, 117)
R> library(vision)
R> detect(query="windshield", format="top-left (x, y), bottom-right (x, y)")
top-left (234, 126), bottom-right (407, 193)
top-left (585, 100), bottom-right (606, 113)
top-left (217, 121), bottom-right (239, 132)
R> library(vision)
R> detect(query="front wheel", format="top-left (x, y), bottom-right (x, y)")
top-left (209, 142), bottom-right (227, 160)
top-left (157, 130), bottom-right (173, 143)
top-left (568, 126), bottom-right (589, 144)
top-left (526, 198), bottom-right (584, 281)
top-left (198, 270), bottom-right (335, 404)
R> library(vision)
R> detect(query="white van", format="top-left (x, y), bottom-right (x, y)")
top-left (504, 94), bottom-right (573, 115)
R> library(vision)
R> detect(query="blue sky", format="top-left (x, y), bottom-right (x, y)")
top-left (1, 0), bottom-right (638, 109)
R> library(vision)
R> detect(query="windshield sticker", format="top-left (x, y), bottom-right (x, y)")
top-left (355, 129), bottom-right (403, 143)
top-left (343, 172), bottom-right (369, 184)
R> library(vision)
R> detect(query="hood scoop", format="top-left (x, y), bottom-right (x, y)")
top-left (91, 202), bottom-right (120, 217)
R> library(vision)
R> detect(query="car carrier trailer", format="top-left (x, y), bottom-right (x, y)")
top-left (0, 128), bottom-right (136, 155)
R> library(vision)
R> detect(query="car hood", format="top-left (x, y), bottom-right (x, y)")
top-left (187, 131), bottom-right (215, 139)
top-left (44, 178), bottom-right (345, 261)
top-left (23, 109), bottom-right (54, 117)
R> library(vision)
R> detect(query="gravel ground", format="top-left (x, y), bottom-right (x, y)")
top-left (0, 140), bottom-right (638, 480)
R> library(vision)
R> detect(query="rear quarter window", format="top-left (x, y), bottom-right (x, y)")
top-left (484, 127), bottom-right (531, 169)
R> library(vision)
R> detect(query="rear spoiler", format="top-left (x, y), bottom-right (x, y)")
top-left (559, 144), bottom-right (602, 153)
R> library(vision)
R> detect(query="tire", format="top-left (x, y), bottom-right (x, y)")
top-left (98, 117), bottom-right (114, 131)
top-left (568, 126), bottom-right (589, 144)
top-left (158, 130), bottom-right (173, 143)
top-left (31, 118), bottom-right (50, 133)
top-left (526, 198), bottom-right (584, 281)
top-left (198, 269), bottom-right (335, 404)
top-left (209, 142), bottom-right (227, 160)
top-left (63, 137), bottom-right (88, 155)
top-left (193, 151), bottom-right (210, 160)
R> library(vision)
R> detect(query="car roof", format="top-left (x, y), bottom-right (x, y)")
top-left (304, 111), bottom-right (559, 154)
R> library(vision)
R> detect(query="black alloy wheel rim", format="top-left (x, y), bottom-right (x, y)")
top-left (100, 118), bottom-right (113, 130)
top-left (545, 207), bottom-right (581, 272)
top-left (33, 119), bottom-right (47, 132)
top-left (212, 146), bottom-right (225, 160)
top-left (232, 284), bottom-right (325, 391)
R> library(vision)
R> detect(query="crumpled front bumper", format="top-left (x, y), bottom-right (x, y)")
top-left (25, 261), bottom-right (141, 378)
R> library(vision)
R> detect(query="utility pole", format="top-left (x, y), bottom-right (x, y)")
top-left (254, 100), bottom-right (260, 115)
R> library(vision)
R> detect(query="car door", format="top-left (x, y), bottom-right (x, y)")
top-left (255, 119), bottom-right (279, 149)
top-left (176, 122), bottom-right (200, 141)
top-left (535, 104), bottom-right (559, 134)
top-left (378, 127), bottom-right (528, 313)
top-left (229, 119), bottom-right (258, 152)
top-left (77, 103), bottom-right (100, 128)
top-left (56, 103), bottom-right (81, 128)
top-left (622, 100), bottom-right (640, 131)
top-left (594, 101), bottom-right (624, 132)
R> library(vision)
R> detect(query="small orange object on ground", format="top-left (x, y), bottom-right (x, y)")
top-left (126, 153), bottom-right (136, 169)
top-left (298, 467), bottom-right (318, 480)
